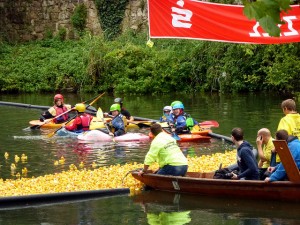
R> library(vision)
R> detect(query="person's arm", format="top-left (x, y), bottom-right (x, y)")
top-left (269, 163), bottom-right (286, 181)
top-left (256, 136), bottom-right (267, 162)
top-left (65, 117), bottom-right (80, 131)
top-left (237, 149), bottom-right (258, 179)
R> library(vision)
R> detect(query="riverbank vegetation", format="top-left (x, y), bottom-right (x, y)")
top-left (1, 31), bottom-right (300, 94)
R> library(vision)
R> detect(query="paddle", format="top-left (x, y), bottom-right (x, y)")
top-left (162, 123), bottom-right (181, 141)
top-left (47, 114), bottom-right (77, 138)
top-left (33, 92), bottom-right (105, 129)
top-left (97, 107), bottom-right (116, 142)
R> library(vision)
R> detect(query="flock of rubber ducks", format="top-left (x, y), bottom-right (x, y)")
top-left (0, 150), bottom-right (237, 196)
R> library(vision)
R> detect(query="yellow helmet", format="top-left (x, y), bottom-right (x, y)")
top-left (75, 103), bottom-right (86, 113)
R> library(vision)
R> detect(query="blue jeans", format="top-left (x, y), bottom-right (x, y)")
top-left (157, 165), bottom-right (188, 176)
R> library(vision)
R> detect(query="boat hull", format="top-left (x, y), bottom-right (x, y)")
top-left (131, 172), bottom-right (300, 202)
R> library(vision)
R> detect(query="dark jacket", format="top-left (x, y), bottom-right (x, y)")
top-left (237, 141), bottom-right (259, 180)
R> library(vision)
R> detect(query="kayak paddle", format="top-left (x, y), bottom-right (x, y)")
top-left (47, 114), bottom-right (77, 138)
top-left (199, 120), bottom-right (219, 128)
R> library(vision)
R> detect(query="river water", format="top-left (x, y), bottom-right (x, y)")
top-left (0, 92), bottom-right (299, 224)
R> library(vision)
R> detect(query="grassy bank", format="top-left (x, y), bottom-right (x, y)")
top-left (1, 31), bottom-right (300, 94)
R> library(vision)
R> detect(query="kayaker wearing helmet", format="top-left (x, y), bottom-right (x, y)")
top-left (40, 94), bottom-right (72, 123)
top-left (170, 101), bottom-right (198, 134)
top-left (108, 103), bottom-right (126, 137)
top-left (104, 97), bottom-right (134, 121)
top-left (64, 103), bottom-right (93, 132)
top-left (160, 106), bottom-right (173, 123)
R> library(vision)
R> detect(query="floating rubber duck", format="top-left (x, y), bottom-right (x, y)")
top-left (14, 155), bottom-right (20, 163)
top-left (10, 163), bottom-right (16, 171)
top-left (69, 164), bottom-right (77, 171)
top-left (79, 161), bottom-right (84, 169)
top-left (22, 167), bottom-right (28, 175)
top-left (21, 154), bottom-right (28, 162)
top-left (54, 160), bottom-right (59, 166)
top-left (4, 152), bottom-right (9, 160)
top-left (91, 162), bottom-right (97, 169)
top-left (15, 173), bottom-right (21, 179)
top-left (58, 156), bottom-right (65, 164)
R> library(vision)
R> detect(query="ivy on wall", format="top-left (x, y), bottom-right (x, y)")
top-left (71, 3), bottom-right (87, 35)
top-left (95, 0), bottom-right (129, 40)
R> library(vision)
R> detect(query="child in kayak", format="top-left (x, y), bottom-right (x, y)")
top-left (160, 106), bottom-right (173, 123)
top-left (170, 101), bottom-right (198, 134)
top-left (108, 104), bottom-right (126, 137)
top-left (64, 103), bottom-right (93, 133)
top-left (40, 94), bottom-right (72, 123)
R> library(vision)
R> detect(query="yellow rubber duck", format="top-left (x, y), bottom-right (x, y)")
top-left (54, 160), bottom-right (59, 166)
top-left (22, 167), bottom-right (28, 175)
top-left (91, 162), bottom-right (97, 169)
top-left (10, 163), bottom-right (16, 171)
top-left (58, 156), bottom-right (65, 164)
top-left (69, 164), bottom-right (77, 171)
top-left (79, 161), bottom-right (84, 169)
top-left (14, 155), bottom-right (20, 163)
top-left (4, 152), bottom-right (9, 160)
top-left (21, 154), bottom-right (28, 161)
top-left (15, 173), bottom-right (21, 179)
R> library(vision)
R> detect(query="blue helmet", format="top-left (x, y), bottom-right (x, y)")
top-left (172, 102), bottom-right (184, 110)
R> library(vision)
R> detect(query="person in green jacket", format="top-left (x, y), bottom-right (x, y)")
top-left (138, 123), bottom-right (188, 176)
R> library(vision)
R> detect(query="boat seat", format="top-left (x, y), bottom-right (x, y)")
top-left (273, 140), bottom-right (300, 183)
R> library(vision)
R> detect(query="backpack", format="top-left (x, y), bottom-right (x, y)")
top-left (213, 168), bottom-right (234, 179)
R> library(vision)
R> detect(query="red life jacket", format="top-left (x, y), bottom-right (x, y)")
top-left (53, 105), bottom-right (69, 123)
top-left (78, 114), bottom-right (92, 131)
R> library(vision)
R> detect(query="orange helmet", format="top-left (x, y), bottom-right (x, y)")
top-left (54, 94), bottom-right (64, 103)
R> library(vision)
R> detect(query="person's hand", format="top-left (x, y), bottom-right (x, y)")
top-left (267, 166), bottom-right (275, 173)
top-left (265, 177), bottom-right (271, 183)
top-left (108, 132), bottom-right (114, 137)
top-left (256, 135), bottom-right (263, 146)
top-left (138, 169), bottom-right (145, 177)
top-left (39, 116), bottom-right (45, 122)
top-left (231, 172), bottom-right (238, 180)
top-left (104, 112), bottom-right (109, 117)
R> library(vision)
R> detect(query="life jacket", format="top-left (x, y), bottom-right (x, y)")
top-left (110, 114), bottom-right (126, 134)
top-left (173, 112), bottom-right (194, 131)
top-left (77, 114), bottom-right (92, 131)
top-left (53, 105), bottom-right (69, 123)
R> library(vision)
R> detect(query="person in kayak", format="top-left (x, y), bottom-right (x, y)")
top-left (231, 127), bottom-right (259, 180)
top-left (159, 106), bottom-right (173, 123)
top-left (265, 129), bottom-right (300, 182)
top-left (104, 97), bottom-right (134, 121)
top-left (64, 103), bottom-right (93, 133)
top-left (169, 101), bottom-right (198, 134)
top-left (40, 94), bottom-right (72, 123)
top-left (138, 123), bottom-right (188, 176)
top-left (108, 103), bottom-right (126, 137)
top-left (277, 99), bottom-right (300, 139)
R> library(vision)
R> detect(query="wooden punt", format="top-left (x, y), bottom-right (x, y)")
top-left (131, 140), bottom-right (300, 202)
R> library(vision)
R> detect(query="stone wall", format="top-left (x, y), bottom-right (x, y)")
top-left (0, 0), bottom-right (148, 42)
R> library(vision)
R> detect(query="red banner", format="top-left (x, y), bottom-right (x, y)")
top-left (148, 0), bottom-right (300, 44)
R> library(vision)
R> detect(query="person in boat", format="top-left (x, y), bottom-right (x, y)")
top-left (256, 128), bottom-right (280, 180)
top-left (277, 99), bottom-right (300, 139)
top-left (170, 101), bottom-right (198, 134)
top-left (64, 103), bottom-right (93, 133)
top-left (104, 97), bottom-right (134, 121)
top-left (138, 123), bottom-right (188, 176)
top-left (40, 94), bottom-right (72, 123)
top-left (108, 103), bottom-right (126, 137)
top-left (231, 127), bottom-right (259, 180)
top-left (159, 106), bottom-right (173, 123)
top-left (265, 129), bottom-right (300, 182)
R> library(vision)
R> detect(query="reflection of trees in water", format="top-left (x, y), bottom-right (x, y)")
top-left (147, 211), bottom-right (191, 225)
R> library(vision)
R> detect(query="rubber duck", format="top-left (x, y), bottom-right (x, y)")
top-left (10, 163), bottom-right (16, 171)
top-left (21, 154), bottom-right (28, 161)
top-left (14, 155), bottom-right (20, 163)
top-left (4, 152), bottom-right (9, 159)
top-left (54, 160), bottom-right (59, 166)
top-left (22, 167), bottom-right (28, 175)
top-left (79, 161), bottom-right (84, 169)
top-left (58, 156), bottom-right (65, 164)
top-left (91, 162), bottom-right (97, 169)
top-left (15, 173), bottom-right (21, 179)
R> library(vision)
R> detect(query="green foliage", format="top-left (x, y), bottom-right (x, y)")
top-left (71, 3), bottom-right (87, 35)
top-left (1, 32), bottom-right (300, 94)
top-left (95, 0), bottom-right (129, 40)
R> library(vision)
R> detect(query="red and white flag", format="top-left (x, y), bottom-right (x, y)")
top-left (148, 0), bottom-right (300, 44)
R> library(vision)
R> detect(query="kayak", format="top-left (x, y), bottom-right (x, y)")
top-left (77, 130), bottom-right (151, 142)
top-left (149, 129), bottom-right (211, 142)
top-left (30, 118), bottom-right (153, 130)
top-left (55, 128), bottom-right (82, 137)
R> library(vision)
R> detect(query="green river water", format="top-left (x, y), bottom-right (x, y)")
top-left (0, 92), bottom-right (299, 224)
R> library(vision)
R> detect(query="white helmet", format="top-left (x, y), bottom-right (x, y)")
top-left (163, 106), bottom-right (172, 113)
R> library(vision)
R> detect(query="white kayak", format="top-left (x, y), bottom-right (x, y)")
top-left (77, 130), bottom-right (150, 142)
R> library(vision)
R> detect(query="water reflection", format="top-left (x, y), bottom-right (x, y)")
top-left (132, 191), bottom-right (300, 225)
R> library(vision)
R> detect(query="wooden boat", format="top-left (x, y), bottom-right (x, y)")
top-left (131, 140), bottom-right (300, 202)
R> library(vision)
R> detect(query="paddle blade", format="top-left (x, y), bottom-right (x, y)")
top-left (97, 107), bottom-right (104, 120)
top-left (199, 120), bottom-right (219, 128)
top-left (172, 132), bottom-right (181, 141)
top-left (47, 130), bottom-right (57, 138)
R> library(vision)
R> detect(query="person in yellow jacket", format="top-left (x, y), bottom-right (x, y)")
top-left (277, 99), bottom-right (300, 139)
top-left (138, 123), bottom-right (188, 176)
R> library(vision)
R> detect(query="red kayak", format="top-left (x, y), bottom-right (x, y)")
top-left (149, 130), bottom-right (211, 142)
